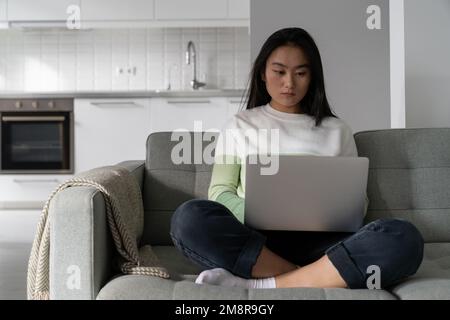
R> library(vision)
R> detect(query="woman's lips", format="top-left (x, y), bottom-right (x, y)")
top-left (281, 92), bottom-right (295, 96)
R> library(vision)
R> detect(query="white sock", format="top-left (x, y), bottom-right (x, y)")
top-left (195, 268), bottom-right (276, 289)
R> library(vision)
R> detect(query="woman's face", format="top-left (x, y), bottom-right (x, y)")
top-left (263, 45), bottom-right (311, 113)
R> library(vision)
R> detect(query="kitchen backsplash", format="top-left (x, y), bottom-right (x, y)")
top-left (0, 27), bottom-right (250, 92)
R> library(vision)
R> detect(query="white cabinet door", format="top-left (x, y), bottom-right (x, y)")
top-left (80, 0), bottom-right (154, 21)
top-left (0, 175), bottom-right (73, 208)
top-left (226, 97), bottom-right (245, 119)
top-left (75, 99), bottom-right (151, 173)
top-left (8, 0), bottom-right (80, 21)
top-left (149, 97), bottom-right (228, 133)
top-left (155, 0), bottom-right (227, 20)
top-left (228, 0), bottom-right (250, 19)
top-left (0, 0), bottom-right (6, 21)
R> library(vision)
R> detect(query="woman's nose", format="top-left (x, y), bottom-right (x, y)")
top-left (284, 74), bottom-right (294, 88)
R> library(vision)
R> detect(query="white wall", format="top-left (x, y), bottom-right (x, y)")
top-left (389, 0), bottom-right (405, 128)
top-left (404, 0), bottom-right (450, 128)
top-left (250, 0), bottom-right (391, 133)
top-left (0, 27), bottom-right (250, 92)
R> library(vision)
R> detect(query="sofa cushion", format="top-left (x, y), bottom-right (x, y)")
top-left (415, 243), bottom-right (450, 278)
top-left (98, 243), bottom-right (450, 300)
top-left (389, 243), bottom-right (450, 299)
top-left (390, 278), bottom-right (450, 300)
top-left (142, 132), bottom-right (219, 245)
top-left (151, 246), bottom-right (205, 276)
top-left (97, 275), bottom-right (397, 300)
top-left (355, 128), bottom-right (450, 242)
top-left (97, 245), bottom-right (397, 300)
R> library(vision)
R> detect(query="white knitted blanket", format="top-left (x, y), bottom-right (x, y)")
top-left (27, 165), bottom-right (170, 300)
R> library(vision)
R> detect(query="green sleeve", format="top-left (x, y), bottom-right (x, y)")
top-left (208, 156), bottom-right (245, 223)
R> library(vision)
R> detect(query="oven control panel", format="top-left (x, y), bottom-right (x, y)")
top-left (0, 99), bottom-right (73, 112)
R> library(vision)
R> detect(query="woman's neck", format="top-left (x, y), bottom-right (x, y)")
top-left (269, 100), bottom-right (304, 114)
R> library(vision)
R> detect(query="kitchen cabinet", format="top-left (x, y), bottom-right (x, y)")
top-left (0, 175), bottom-right (73, 209)
top-left (5, 0), bottom-right (248, 28)
top-left (155, 0), bottom-right (228, 20)
top-left (0, 0), bottom-right (6, 21)
top-left (74, 99), bottom-right (151, 173)
top-left (8, 0), bottom-right (80, 21)
top-left (228, 0), bottom-right (250, 19)
top-left (76, 96), bottom-right (241, 173)
top-left (80, 0), bottom-right (154, 21)
top-left (149, 97), bottom-right (229, 133)
top-left (227, 97), bottom-right (245, 119)
top-left (0, 95), bottom-right (242, 208)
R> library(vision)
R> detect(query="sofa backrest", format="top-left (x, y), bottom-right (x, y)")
top-left (142, 129), bottom-right (450, 245)
top-left (142, 132), bottom-right (219, 245)
top-left (356, 128), bottom-right (450, 242)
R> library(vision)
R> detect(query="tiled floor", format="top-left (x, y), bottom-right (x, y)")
top-left (0, 210), bottom-right (41, 300)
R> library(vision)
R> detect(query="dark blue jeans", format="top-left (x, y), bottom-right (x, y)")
top-left (170, 199), bottom-right (424, 289)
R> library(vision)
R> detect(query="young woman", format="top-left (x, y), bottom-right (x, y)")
top-left (170, 28), bottom-right (424, 289)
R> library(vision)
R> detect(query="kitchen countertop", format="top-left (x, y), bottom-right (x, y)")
top-left (0, 89), bottom-right (246, 99)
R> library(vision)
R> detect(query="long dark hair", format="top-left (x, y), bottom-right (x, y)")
top-left (244, 27), bottom-right (337, 126)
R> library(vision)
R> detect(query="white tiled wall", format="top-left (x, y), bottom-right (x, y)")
top-left (0, 27), bottom-right (250, 92)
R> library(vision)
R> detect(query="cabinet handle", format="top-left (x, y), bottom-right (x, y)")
top-left (166, 100), bottom-right (211, 104)
top-left (229, 100), bottom-right (242, 104)
top-left (2, 116), bottom-right (66, 122)
top-left (13, 179), bottom-right (60, 184)
top-left (91, 101), bottom-right (139, 107)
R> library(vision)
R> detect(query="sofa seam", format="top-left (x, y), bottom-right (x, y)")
top-left (368, 166), bottom-right (450, 169)
top-left (354, 128), bottom-right (450, 137)
top-left (147, 168), bottom-right (212, 172)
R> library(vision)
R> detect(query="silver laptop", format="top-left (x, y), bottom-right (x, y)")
top-left (244, 155), bottom-right (369, 232)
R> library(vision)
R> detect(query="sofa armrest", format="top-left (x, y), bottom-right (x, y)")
top-left (49, 187), bottom-right (112, 299)
top-left (49, 161), bottom-right (145, 300)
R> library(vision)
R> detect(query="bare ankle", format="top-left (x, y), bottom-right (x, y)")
top-left (251, 246), bottom-right (297, 278)
top-left (275, 255), bottom-right (347, 288)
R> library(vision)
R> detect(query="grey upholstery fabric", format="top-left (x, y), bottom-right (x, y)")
top-left (97, 275), bottom-right (398, 300)
top-left (49, 129), bottom-right (450, 299)
top-left (151, 246), bottom-right (205, 276)
top-left (390, 278), bottom-right (450, 300)
top-left (50, 187), bottom-right (113, 300)
top-left (389, 243), bottom-right (450, 299)
top-left (98, 241), bottom-right (450, 300)
top-left (117, 160), bottom-right (145, 190)
top-left (142, 132), bottom-right (218, 245)
top-left (97, 274), bottom-right (397, 300)
top-left (355, 128), bottom-right (450, 242)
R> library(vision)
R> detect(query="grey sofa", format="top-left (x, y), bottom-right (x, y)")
top-left (48, 128), bottom-right (450, 300)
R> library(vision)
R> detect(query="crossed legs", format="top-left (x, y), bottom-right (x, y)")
top-left (171, 200), bottom-right (424, 290)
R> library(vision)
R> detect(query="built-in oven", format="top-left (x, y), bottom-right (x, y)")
top-left (0, 98), bottom-right (74, 174)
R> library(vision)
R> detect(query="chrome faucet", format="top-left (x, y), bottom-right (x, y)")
top-left (186, 41), bottom-right (206, 90)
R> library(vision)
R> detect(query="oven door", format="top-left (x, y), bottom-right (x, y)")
top-left (1, 112), bottom-right (73, 173)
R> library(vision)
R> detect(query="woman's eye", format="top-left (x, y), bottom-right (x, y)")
top-left (297, 72), bottom-right (306, 76)
top-left (273, 70), bottom-right (284, 75)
